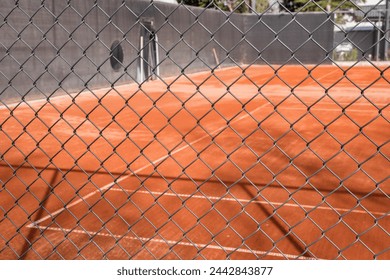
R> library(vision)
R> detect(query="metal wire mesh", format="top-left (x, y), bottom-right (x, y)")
top-left (0, 0), bottom-right (389, 260)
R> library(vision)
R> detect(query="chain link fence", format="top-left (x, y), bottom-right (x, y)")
top-left (0, 0), bottom-right (389, 260)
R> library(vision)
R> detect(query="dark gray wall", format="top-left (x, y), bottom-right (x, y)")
top-left (334, 29), bottom-right (382, 60)
top-left (0, 0), bottom-right (334, 103)
top-left (243, 12), bottom-right (334, 64)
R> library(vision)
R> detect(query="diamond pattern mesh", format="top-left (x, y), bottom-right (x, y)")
top-left (0, 0), bottom-right (389, 260)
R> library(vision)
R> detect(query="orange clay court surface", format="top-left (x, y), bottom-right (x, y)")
top-left (0, 64), bottom-right (389, 260)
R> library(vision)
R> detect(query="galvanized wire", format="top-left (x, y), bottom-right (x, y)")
top-left (0, 0), bottom-right (389, 260)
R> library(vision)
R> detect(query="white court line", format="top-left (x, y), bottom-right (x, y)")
top-left (24, 65), bottom-right (385, 249)
top-left (27, 176), bottom-right (129, 227)
top-left (27, 102), bottom-right (272, 228)
top-left (108, 188), bottom-right (388, 217)
top-left (0, 83), bottom-right (131, 110)
top-left (2, 65), bottom-right (388, 110)
top-left (0, 66), bottom-right (240, 110)
top-left (303, 67), bottom-right (340, 85)
top-left (278, 107), bottom-right (382, 112)
top-left (31, 225), bottom-right (317, 260)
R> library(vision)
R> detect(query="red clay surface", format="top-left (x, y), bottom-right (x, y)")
top-left (0, 64), bottom-right (389, 260)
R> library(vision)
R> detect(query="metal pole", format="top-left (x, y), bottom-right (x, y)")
top-left (385, 0), bottom-right (389, 61)
top-left (376, 13), bottom-right (381, 61)
top-left (155, 34), bottom-right (160, 77)
top-left (139, 35), bottom-right (144, 82)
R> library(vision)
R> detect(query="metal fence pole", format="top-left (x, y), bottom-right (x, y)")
top-left (385, 0), bottom-right (389, 60)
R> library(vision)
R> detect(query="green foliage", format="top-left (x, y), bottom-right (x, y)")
top-left (178, 0), bottom-right (358, 13)
top-left (177, 0), bottom-right (250, 13)
top-left (183, 0), bottom-right (213, 8)
top-left (255, 0), bottom-right (269, 13)
top-left (283, 0), bottom-right (356, 12)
